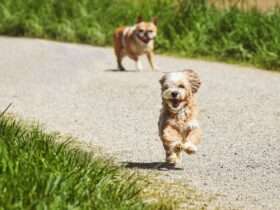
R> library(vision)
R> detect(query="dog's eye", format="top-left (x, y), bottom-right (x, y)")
top-left (147, 30), bottom-right (153, 33)
top-left (179, 84), bottom-right (185, 89)
top-left (138, 29), bottom-right (144, 33)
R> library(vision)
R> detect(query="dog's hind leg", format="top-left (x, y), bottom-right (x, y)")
top-left (113, 30), bottom-right (126, 71)
top-left (117, 55), bottom-right (125, 71)
top-left (114, 47), bottom-right (125, 71)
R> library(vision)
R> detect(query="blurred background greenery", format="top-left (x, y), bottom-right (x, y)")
top-left (0, 0), bottom-right (279, 70)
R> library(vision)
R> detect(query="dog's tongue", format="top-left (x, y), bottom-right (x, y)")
top-left (143, 36), bottom-right (150, 43)
top-left (138, 35), bottom-right (150, 44)
top-left (172, 100), bottom-right (180, 108)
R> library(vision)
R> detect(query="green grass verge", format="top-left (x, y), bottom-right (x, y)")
top-left (0, 0), bottom-right (279, 71)
top-left (0, 115), bottom-right (177, 210)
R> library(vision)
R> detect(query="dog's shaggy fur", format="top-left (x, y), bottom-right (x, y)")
top-left (158, 70), bottom-right (202, 166)
top-left (113, 16), bottom-right (157, 71)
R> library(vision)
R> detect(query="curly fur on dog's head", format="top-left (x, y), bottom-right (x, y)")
top-left (159, 70), bottom-right (201, 113)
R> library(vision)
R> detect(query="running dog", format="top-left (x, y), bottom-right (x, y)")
top-left (158, 70), bottom-right (202, 167)
top-left (113, 16), bottom-right (157, 71)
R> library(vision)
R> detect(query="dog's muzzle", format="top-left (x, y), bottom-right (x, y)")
top-left (171, 91), bottom-right (179, 98)
top-left (163, 89), bottom-right (180, 100)
top-left (136, 31), bottom-right (155, 44)
top-left (137, 34), bottom-right (152, 44)
top-left (163, 89), bottom-right (184, 111)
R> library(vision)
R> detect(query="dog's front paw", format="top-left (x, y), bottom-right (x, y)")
top-left (182, 142), bottom-right (197, 155)
top-left (187, 120), bottom-right (200, 130)
top-left (165, 152), bottom-right (182, 167)
top-left (153, 64), bottom-right (160, 71)
top-left (166, 153), bottom-right (178, 164)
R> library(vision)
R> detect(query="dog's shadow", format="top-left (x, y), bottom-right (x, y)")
top-left (104, 69), bottom-right (139, 73)
top-left (122, 161), bottom-right (183, 171)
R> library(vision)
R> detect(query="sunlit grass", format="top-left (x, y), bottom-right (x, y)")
top-left (0, 114), bottom-right (175, 210)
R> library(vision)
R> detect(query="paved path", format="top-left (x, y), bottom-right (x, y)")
top-left (1, 37), bottom-right (280, 210)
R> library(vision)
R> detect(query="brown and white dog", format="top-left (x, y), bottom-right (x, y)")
top-left (113, 16), bottom-right (157, 71)
top-left (158, 70), bottom-right (202, 167)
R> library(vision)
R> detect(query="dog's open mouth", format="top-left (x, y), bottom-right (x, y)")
top-left (169, 99), bottom-right (181, 109)
top-left (137, 34), bottom-right (152, 44)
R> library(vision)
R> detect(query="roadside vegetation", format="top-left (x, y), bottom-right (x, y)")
top-left (0, 113), bottom-right (175, 209)
top-left (0, 108), bottom-right (214, 210)
top-left (0, 0), bottom-right (279, 70)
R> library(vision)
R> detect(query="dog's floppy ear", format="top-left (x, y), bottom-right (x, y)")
top-left (151, 16), bottom-right (158, 26)
top-left (184, 69), bottom-right (201, 94)
top-left (136, 16), bottom-right (143, 23)
top-left (159, 74), bottom-right (166, 86)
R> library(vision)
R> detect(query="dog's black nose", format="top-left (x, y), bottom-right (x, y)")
top-left (171, 91), bottom-right (178, 98)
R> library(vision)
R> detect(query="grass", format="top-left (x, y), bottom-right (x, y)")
top-left (0, 113), bottom-right (177, 209)
top-left (0, 108), bottom-right (215, 210)
top-left (0, 0), bottom-right (279, 71)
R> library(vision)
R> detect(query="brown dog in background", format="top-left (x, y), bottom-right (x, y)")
top-left (158, 70), bottom-right (202, 167)
top-left (113, 16), bottom-right (157, 71)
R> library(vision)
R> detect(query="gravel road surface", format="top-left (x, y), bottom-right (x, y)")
top-left (0, 37), bottom-right (280, 210)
